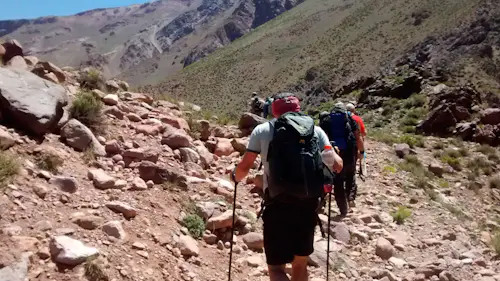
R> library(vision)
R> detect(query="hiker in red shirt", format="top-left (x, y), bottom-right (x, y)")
top-left (346, 103), bottom-right (366, 138)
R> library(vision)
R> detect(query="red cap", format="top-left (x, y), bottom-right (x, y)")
top-left (272, 95), bottom-right (300, 117)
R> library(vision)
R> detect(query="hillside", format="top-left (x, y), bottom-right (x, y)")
top-left (0, 50), bottom-right (499, 281)
top-left (0, 0), bottom-right (303, 85)
top-left (147, 0), bottom-right (499, 114)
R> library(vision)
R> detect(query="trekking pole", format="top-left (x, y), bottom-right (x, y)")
top-left (326, 188), bottom-right (332, 281)
top-left (228, 177), bottom-right (238, 281)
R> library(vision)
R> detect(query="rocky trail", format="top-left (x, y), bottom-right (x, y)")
top-left (0, 41), bottom-right (499, 281)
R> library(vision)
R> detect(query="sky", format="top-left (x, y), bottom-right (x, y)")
top-left (0, 0), bottom-right (151, 20)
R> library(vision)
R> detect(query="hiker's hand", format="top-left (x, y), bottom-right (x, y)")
top-left (358, 150), bottom-right (365, 159)
top-left (332, 151), bottom-right (343, 173)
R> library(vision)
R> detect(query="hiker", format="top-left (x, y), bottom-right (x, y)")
top-left (319, 102), bottom-right (365, 217)
top-left (346, 103), bottom-right (367, 138)
top-left (263, 97), bottom-right (273, 119)
top-left (233, 93), bottom-right (342, 281)
top-left (249, 92), bottom-right (265, 116)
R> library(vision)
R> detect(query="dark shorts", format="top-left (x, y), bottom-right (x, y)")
top-left (262, 200), bottom-right (318, 265)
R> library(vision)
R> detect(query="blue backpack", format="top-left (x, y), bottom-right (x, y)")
top-left (319, 106), bottom-right (357, 168)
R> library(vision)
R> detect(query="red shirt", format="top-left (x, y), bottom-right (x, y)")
top-left (351, 114), bottom-right (366, 137)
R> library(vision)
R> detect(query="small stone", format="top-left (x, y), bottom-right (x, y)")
top-left (132, 242), bottom-right (147, 250)
top-left (73, 215), bottom-right (104, 230)
top-left (375, 237), bottom-right (395, 260)
top-left (131, 177), bottom-right (148, 190)
top-left (177, 235), bottom-right (199, 257)
top-left (102, 221), bottom-right (126, 240)
top-left (50, 176), bottom-right (78, 193)
top-left (217, 240), bottom-right (224, 250)
top-left (103, 94), bottom-right (119, 106)
top-left (88, 169), bottom-right (115, 190)
top-left (247, 255), bottom-right (263, 267)
top-left (32, 185), bottom-right (48, 199)
top-left (242, 232), bottom-right (264, 251)
top-left (106, 201), bottom-right (137, 219)
top-left (49, 236), bottom-right (99, 265)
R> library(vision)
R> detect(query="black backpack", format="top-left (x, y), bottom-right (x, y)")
top-left (319, 106), bottom-right (358, 170)
top-left (267, 112), bottom-right (325, 200)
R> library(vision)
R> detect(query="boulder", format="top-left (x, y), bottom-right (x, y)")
top-left (197, 120), bottom-right (211, 141)
top-left (179, 147), bottom-right (200, 163)
top-left (103, 106), bottom-right (124, 120)
top-left (102, 94), bottom-right (119, 106)
top-left (238, 113), bottom-right (266, 135)
top-left (0, 67), bottom-right (67, 135)
top-left (102, 221), bottom-right (126, 239)
top-left (131, 177), bottom-right (148, 190)
top-left (455, 122), bottom-right (476, 140)
top-left (206, 210), bottom-right (238, 230)
top-left (375, 237), bottom-right (395, 260)
top-left (480, 108), bottom-right (500, 125)
top-left (184, 162), bottom-right (207, 179)
top-left (43, 72), bottom-right (59, 84)
top-left (328, 222), bottom-right (350, 244)
top-left (126, 113), bottom-right (142, 122)
top-left (105, 80), bottom-right (120, 93)
top-left (105, 201), bottom-right (137, 219)
top-left (49, 176), bottom-right (78, 193)
top-left (116, 80), bottom-right (129, 91)
top-left (242, 232), bottom-right (264, 251)
top-left (428, 163), bottom-right (445, 177)
top-left (0, 128), bottom-right (16, 150)
top-left (1, 40), bottom-right (23, 63)
top-left (394, 143), bottom-right (410, 158)
top-left (195, 144), bottom-right (214, 168)
top-left (60, 119), bottom-right (106, 156)
top-left (37, 61), bottom-right (66, 83)
top-left (214, 138), bottom-right (235, 156)
top-left (137, 161), bottom-right (184, 184)
top-left (87, 169), bottom-right (116, 190)
top-left (160, 115), bottom-right (190, 131)
top-left (6, 56), bottom-right (27, 69)
top-left (0, 252), bottom-right (30, 281)
top-left (105, 140), bottom-right (122, 155)
top-left (417, 104), bottom-right (457, 136)
top-left (161, 130), bottom-right (191, 149)
top-left (49, 236), bottom-right (98, 266)
top-left (231, 138), bottom-right (248, 154)
top-left (177, 235), bottom-right (199, 257)
top-left (73, 215), bottom-right (104, 230)
top-left (120, 92), bottom-right (154, 105)
top-left (196, 201), bottom-right (220, 220)
top-left (135, 124), bottom-right (163, 136)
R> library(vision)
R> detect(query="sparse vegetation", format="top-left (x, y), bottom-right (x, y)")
top-left (398, 134), bottom-right (425, 148)
top-left (84, 257), bottom-right (109, 281)
top-left (0, 152), bottom-right (20, 186)
top-left (79, 68), bottom-right (105, 91)
top-left (440, 149), bottom-right (463, 171)
top-left (82, 147), bottom-right (97, 164)
top-left (437, 179), bottom-right (449, 188)
top-left (477, 145), bottom-right (500, 163)
top-left (433, 142), bottom-right (446, 150)
top-left (369, 130), bottom-right (398, 145)
top-left (403, 93), bottom-right (427, 109)
top-left (383, 165), bottom-right (397, 174)
top-left (391, 206), bottom-right (412, 224)
top-left (36, 154), bottom-right (63, 173)
top-left (70, 90), bottom-right (104, 133)
top-left (182, 214), bottom-right (205, 239)
top-left (467, 156), bottom-right (494, 176)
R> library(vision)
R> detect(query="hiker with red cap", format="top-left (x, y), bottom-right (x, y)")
top-left (232, 93), bottom-right (343, 281)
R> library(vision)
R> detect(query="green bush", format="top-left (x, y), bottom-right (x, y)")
top-left (467, 156), bottom-right (494, 176)
top-left (403, 93), bottom-right (427, 108)
top-left (182, 214), bottom-right (205, 239)
top-left (84, 257), bottom-right (109, 281)
top-left (402, 126), bottom-right (416, 133)
top-left (440, 149), bottom-right (464, 171)
top-left (399, 155), bottom-right (424, 176)
top-left (398, 134), bottom-right (425, 148)
top-left (70, 91), bottom-right (104, 133)
top-left (477, 145), bottom-right (500, 163)
top-left (370, 130), bottom-right (397, 145)
top-left (79, 68), bottom-right (105, 90)
top-left (383, 165), bottom-right (397, 174)
top-left (391, 206), bottom-right (412, 224)
top-left (433, 142), bottom-right (445, 150)
top-left (0, 152), bottom-right (19, 186)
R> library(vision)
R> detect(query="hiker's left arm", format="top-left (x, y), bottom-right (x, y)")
top-left (235, 152), bottom-right (258, 182)
top-left (355, 130), bottom-right (365, 153)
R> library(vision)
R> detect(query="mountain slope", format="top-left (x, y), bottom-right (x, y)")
top-left (0, 0), bottom-right (303, 85)
top-left (147, 0), bottom-right (495, 114)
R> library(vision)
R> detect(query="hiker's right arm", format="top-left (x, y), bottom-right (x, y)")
top-left (355, 130), bottom-right (365, 153)
top-left (234, 152), bottom-right (258, 182)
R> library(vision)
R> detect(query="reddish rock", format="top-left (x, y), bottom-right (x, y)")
top-left (6, 56), bottom-right (27, 69)
top-left (161, 130), bottom-right (191, 149)
top-left (480, 108), bottom-right (500, 125)
top-left (160, 115), bottom-right (190, 131)
top-left (214, 138), bottom-right (235, 157)
top-left (37, 61), bottom-right (66, 83)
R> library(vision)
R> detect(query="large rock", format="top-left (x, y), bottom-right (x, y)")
top-left (1, 40), bottom-right (23, 63)
top-left (49, 176), bottom-right (78, 193)
top-left (88, 169), bottom-right (116, 190)
top-left (37, 61), bottom-right (66, 83)
top-left (0, 252), bottom-right (30, 281)
top-left (102, 221), bottom-right (126, 239)
top-left (184, 162), bottom-right (207, 179)
top-left (394, 143), bottom-right (410, 158)
top-left (231, 138), bottom-right (248, 154)
top-left (6, 56), bottom-right (27, 69)
top-left (0, 67), bottom-right (67, 135)
top-left (161, 130), bottom-right (191, 149)
top-left (177, 235), bottom-right (199, 257)
top-left (105, 201), bottom-right (137, 219)
top-left (375, 237), bottom-right (395, 260)
top-left (23, 56), bottom-right (39, 66)
top-left (242, 232), bottom-right (264, 251)
top-left (455, 122), bottom-right (476, 140)
top-left (137, 161), bottom-right (184, 184)
top-left (49, 236), bottom-right (98, 266)
top-left (60, 119), bottom-right (106, 156)
top-left (473, 124), bottom-right (497, 145)
top-left (73, 215), bottom-right (104, 230)
top-left (206, 210), bottom-right (238, 230)
top-left (328, 222), bottom-right (350, 244)
top-left (0, 128), bottom-right (16, 150)
top-left (160, 115), bottom-right (190, 131)
top-left (197, 120), bottom-right (211, 141)
top-left (179, 147), bottom-right (200, 163)
top-left (214, 138), bottom-right (235, 157)
top-left (480, 108), bottom-right (500, 125)
top-left (238, 113), bottom-right (266, 135)
top-left (194, 145), bottom-right (214, 168)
